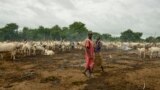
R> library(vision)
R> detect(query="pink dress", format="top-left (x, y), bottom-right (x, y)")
top-left (85, 39), bottom-right (94, 69)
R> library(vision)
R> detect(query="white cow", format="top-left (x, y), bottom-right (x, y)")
top-left (137, 48), bottom-right (146, 58)
top-left (148, 47), bottom-right (160, 59)
top-left (0, 43), bottom-right (20, 60)
top-left (44, 49), bottom-right (55, 55)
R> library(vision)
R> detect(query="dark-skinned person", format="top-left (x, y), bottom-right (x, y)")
top-left (83, 31), bottom-right (95, 77)
top-left (94, 36), bottom-right (104, 72)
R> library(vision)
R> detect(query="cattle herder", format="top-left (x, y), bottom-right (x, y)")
top-left (83, 31), bottom-right (94, 77)
top-left (94, 36), bottom-right (104, 72)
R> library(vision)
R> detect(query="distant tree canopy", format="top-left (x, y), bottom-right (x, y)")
top-left (0, 22), bottom-right (89, 41)
top-left (0, 23), bottom-right (18, 40)
top-left (0, 22), bottom-right (159, 42)
top-left (156, 36), bottom-right (160, 42)
top-left (145, 36), bottom-right (156, 43)
top-left (120, 29), bottom-right (143, 42)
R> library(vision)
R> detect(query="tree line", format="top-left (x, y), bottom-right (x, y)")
top-left (0, 21), bottom-right (159, 42)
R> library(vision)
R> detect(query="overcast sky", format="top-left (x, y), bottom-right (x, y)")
top-left (0, 0), bottom-right (160, 38)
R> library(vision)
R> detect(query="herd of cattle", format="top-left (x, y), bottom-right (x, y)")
top-left (0, 41), bottom-right (83, 60)
top-left (0, 40), bottom-right (160, 60)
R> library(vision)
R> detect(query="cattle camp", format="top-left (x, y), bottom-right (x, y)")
top-left (0, 0), bottom-right (160, 90)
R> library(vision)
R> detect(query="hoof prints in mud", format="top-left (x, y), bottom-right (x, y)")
top-left (72, 81), bottom-right (85, 86)
top-left (5, 71), bottom-right (37, 83)
top-left (40, 76), bottom-right (61, 84)
top-left (3, 83), bottom-right (14, 88)
top-left (20, 71), bottom-right (37, 81)
top-left (1, 50), bottom-right (160, 90)
top-left (3, 71), bottom-right (37, 88)
top-left (107, 81), bottom-right (152, 90)
top-left (0, 70), bottom-right (5, 77)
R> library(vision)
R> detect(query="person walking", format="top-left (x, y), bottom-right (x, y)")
top-left (94, 36), bottom-right (104, 72)
top-left (83, 31), bottom-right (94, 77)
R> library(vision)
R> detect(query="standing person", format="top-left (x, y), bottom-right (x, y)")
top-left (94, 36), bottom-right (104, 72)
top-left (83, 31), bottom-right (94, 77)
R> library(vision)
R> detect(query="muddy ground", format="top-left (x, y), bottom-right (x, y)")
top-left (0, 49), bottom-right (160, 90)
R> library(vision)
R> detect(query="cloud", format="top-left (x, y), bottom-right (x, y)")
top-left (0, 0), bottom-right (160, 38)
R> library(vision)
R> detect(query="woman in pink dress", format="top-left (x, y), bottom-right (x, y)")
top-left (83, 32), bottom-right (94, 77)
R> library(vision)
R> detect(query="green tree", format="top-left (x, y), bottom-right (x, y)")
top-left (50, 25), bottom-right (62, 40)
top-left (93, 32), bottom-right (101, 40)
top-left (156, 36), bottom-right (160, 42)
top-left (102, 33), bottom-right (112, 41)
top-left (1, 23), bottom-right (19, 40)
top-left (61, 27), bottom-right (69, 40)
top-left (120, 29), bottom-right (142, 42)
top-left (68, 21), bottom-right (88, 41)
top-left (145, 36), bottom-right (155, 42)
